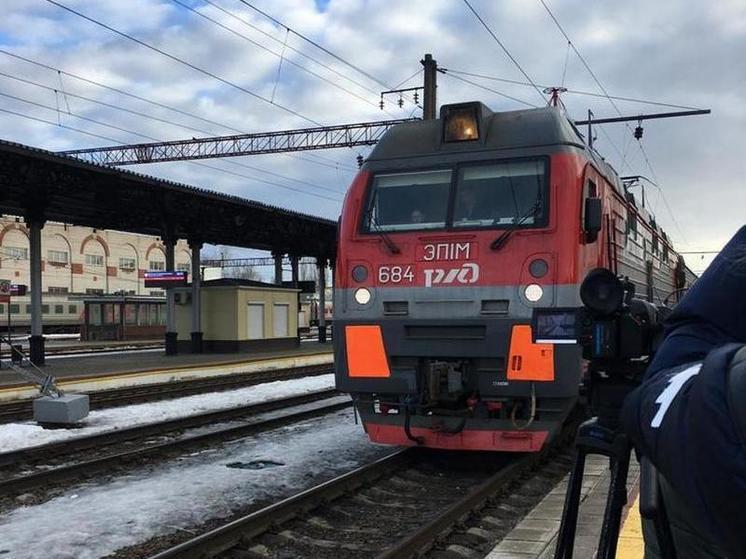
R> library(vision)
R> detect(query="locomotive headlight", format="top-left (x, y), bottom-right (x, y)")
top-left (524, 284), bottom-right (544, 303)
top-left (354, 287), bottom-right (372, 305)
top-left (443, 105), bottom-right (480, 142)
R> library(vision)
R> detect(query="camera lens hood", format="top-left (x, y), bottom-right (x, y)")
top-left (581, 268), bottom-right (625, 315)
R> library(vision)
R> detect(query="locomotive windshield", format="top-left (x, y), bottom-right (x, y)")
top-left (364, 158), bottom-right (547, 233)
top-left (365, 170), bottom-right (452, 232)
top-left (453, 160), bottom-right (546, 228)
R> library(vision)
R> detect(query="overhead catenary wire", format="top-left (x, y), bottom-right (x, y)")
top-left (0, 70), bottom-right (213, 136)
top-left (461, 0), bottom-right (546, 104)
top-left (441, 71), bottom-right (539, 109)
top-left (189, 160), bottom-right (342, 201)
top-left (596, 126), bottom-right (632, 174)
top-left (44, 0), bottom-right (322, 126)
top-left (0, 72), bottom-right (346, 192)
top-left (236, 0), bottom-right (403, 94)
top-left (0, 49), bottom-right (354, 171)
top-left (0, 107), bottom-right (126, 145)
top-left (0, 98), bottom-right (342, 202)
top-left (270, 27), bottom-right (290, 103)
top-left (560, 40), bottom-right (571, 88)
top-left (168, 0), bottom-right (394, 114)
top-left (536, 0), bottom-right (648, 171)
top-left (440, 68), bottom-right (703, 111)
top-left (393, 69), bottom-right (423, 89)
top-left (634, 145), bottom-right (690, 245)
top-left (537, 0), bottom-right (688, 244)
top-left (537, 0), bottom-right (623, 116)
top-left (0, 49), bottom-right (243, 133)
top-left (0, 90), bottom-right (156, 139)
top-left (199, 0), bottom-right (384, 99)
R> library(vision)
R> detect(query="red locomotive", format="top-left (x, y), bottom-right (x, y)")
top-left (333, 102), bottom-right (695, 452)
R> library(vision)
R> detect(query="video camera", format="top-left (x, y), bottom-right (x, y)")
top-left (532, 268), bottom-right (666, 386)
top-left (532, 269), bottom-right (677, 559)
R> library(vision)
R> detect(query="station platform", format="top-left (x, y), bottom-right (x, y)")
top-left (487, 455), bottom-right (643, 559)
top-left (3, 337), bottom-right (163, 353)
top-left (0, 342), bottom-right (333, 401)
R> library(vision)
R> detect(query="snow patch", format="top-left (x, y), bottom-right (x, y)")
top-left (0, 373), bottom-right (335, 453)
top-left (0, 409), bottom-right (387, 559)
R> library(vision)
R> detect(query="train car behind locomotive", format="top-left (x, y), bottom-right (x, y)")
top-left (333, 102), bottom-right (695, 452)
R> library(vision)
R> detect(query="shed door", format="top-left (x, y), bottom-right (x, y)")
top-left (247, 303), bottom-right (264, 339)
top-left (273, 303), bottom-right (289, 337)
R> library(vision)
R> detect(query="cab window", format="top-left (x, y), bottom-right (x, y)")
top-left (453, 160), bottom-right (547, 229)
top-left (364, 170), bottom-right (451, 232)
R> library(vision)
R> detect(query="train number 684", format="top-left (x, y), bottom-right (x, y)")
top-left (378, 265), bottom-right (414, 284)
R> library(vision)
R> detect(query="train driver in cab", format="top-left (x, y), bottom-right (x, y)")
top-left (455, 184), bottom-right (489, 222)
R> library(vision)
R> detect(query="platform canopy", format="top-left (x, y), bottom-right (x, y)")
top-left (0, 139), bottom-right (337, 260)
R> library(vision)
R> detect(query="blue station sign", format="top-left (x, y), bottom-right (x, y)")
top-left (143, 271), bottom-right (188, 288)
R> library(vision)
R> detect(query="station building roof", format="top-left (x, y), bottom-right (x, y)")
top-left (0, 139), bottom-right (337, 260)
top-left (190, 278), bottom-right (298, 290)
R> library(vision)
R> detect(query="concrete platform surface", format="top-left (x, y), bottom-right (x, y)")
top-left (0, 342), bottom-right (333, 400)
top-left (0, 342), bottom-right (332, 385)
top-left (486, 455), bottom-right (642, 559)
top-left (4, 338), bottom-right (162, 351)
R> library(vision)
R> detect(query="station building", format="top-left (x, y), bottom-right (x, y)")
top-left (173, 278), bottom-right (301, 353)
top-left (0, 215), bottom-right (191, 332)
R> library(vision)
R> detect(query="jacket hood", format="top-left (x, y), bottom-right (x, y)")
top-left (649, 225), bottom-right (746, 373)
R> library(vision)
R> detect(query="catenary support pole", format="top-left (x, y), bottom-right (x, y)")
top-left (329, 261), bottom-right (335, 342)
top-left (273, 252), bottom-right (284, 286)
top-left (164, 238), bottom-right (177, 355)
top-left (190, 240), bottom-right (203, 353)
top-left (317, 258), bottom-right (326, 343)
top-left (290, 255), bottom-right (299, 288)
top-left (28, 218), bottom-right (45, 365)
top-left (6, 291), bottom-right (11, 366)
top-left (421, 53), bottom-right (438, 121)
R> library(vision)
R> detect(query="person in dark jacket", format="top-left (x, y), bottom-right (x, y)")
top-left (621, 225), bottom-right (746, 558)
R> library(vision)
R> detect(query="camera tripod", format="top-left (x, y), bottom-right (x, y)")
top-left (553, 415), bottom-right (677, 559)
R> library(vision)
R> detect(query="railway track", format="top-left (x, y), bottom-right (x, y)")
top-left (0, 390), bottom-right (349, 501)
top-left (0, 363), bottom-right (332, 422)
top-left (146, 434), bottom-right (575, 559)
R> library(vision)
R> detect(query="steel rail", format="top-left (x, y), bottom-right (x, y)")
top-left (0, 363), bottom-right (332, 422)
top-left (0, 388), bottom-right (338, 467)
top-left (0, 392), bottom-right (349, 494)
top-left (143, 415), bottom-right (579, 559)
top-left (376, 417), bottom-right (582, 558)
top-left (148, 448), bottom-right (416, 559)
top-left (376, 452), bottom-right (539, 558)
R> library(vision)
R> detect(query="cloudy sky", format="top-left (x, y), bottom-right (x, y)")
top-left (0, 0), bottom-right (743, 271)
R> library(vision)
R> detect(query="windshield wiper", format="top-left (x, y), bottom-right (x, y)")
top-left (365, 194), bottom-right (401, 254)
top-left (490, 195), bottom-right (542, 252)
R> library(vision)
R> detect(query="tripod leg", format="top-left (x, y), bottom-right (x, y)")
top-left (554, 448), bottom-right (588, 559)
top-left (597, 436), bottom-right (632, 559)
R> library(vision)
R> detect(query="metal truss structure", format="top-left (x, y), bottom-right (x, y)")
top-left (61, 119), bottom-right (416, 166)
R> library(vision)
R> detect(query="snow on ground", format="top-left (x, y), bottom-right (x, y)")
top-left (0, 409), bottom-right (391, 559)
top-left (0, 373), bottom-right (336, 453)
